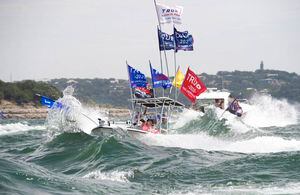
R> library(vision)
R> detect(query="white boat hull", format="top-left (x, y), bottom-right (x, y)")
top-left (91, 125), bottom-right (149, 138)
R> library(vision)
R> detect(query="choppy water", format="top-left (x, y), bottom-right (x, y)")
top-left (1, 93), bottom-right (300, 194)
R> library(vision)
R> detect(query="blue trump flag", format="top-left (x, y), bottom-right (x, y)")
top-left (150, 63), bottom-right (172, 89)
top-left (36, 94), bottom-right (63, 109)
top-left (127, 65), bottom-right (147, 88)
top-left (174, 27), bottom-right (194, 52)
top-left (40, 95), bottom-right (55, 108)
top-left (158, 28), bottom-right (175, 51)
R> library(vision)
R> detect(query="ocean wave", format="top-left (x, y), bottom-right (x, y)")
top-left (0, 122), bottom-right (45, 135)
top-left (171, 94), bottom-right (299, 138)
top-left (26, 132), bottom-right (145, 176)
top-left (174, 109), bottom-right (231, 136)
top-left (168, 182), bottom-right (300, 195)
top-left (139, 134), bottom-right (300, 154)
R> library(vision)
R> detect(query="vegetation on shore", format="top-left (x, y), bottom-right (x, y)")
top-left (202, 69), bottom-right (300, 103)
top-left (1, 69), bottom-right (299, 108)
top-left (0, 80), bottom-right (61, 105)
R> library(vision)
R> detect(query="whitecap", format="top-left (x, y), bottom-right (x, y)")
top-left (139, 133), bottom-right (300, 154)
top-left (82, 170), bottom-right (133, 183)
top-left (0, 122), bottom-right (45, 135)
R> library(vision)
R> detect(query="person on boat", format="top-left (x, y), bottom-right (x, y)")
top-left (159, 113), bottom-right (168, 129)
top-left (133, 108), bottom-right (147, 126)
top-left (0, 111), bottom-right (5, 119)
top-left (227, 96), bottom-right (243, 117)
top-left (147, 119), bottom-right (159, 134)
top-left (140, 119), bottom-right (159, 133)
top-left (214, 99), bottom-right (220, 108)
top-left (132, 111), bottom-right (141, 126)
top-left (140, 119), bottom-right (149, 131)
top-left (219, 99), bottom-right (224, 109)
top-left (214, 99), bottom-right (224, 109)
top-left (140, 119), bottom-right (152, 131)
top-left (148, 119), bottom-right (154, 129)
top-left (98, 118), bottom-right (105, 127)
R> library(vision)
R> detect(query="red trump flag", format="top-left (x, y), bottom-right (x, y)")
top-left (180, 68), bottom-right (207, 103)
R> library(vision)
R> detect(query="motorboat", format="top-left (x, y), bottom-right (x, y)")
top-left (192, 88), bottom-right (245, 118)
top-left (91, 96), bottom-right (185, 138)
top-left (192, 88), bottom-right (231, 112)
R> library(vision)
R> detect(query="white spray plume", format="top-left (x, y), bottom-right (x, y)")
top-left (239, 94), bottom-right (298, 127)
top-left (46, 86), bottom-right (107, 134)
top-left (139, 133), bottom-right (300, 154)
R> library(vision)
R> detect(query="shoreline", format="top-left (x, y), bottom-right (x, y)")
top-left (0, 100), bottom-right (47, 119)
top-left (0, 100), bottom-right (130, 119)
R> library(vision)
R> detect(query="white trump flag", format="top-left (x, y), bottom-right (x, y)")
top-left (156, 3), bottom-right (183, 24)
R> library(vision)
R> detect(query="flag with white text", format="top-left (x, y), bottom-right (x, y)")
top-left (158, 28), bottom-right (175, 51)
top-left (156, 3), bottom-right (183, 24)
top-left (127, 65), bottom-right (148, 88)
top-left (174, 27), bottom-right (194, 52)
top-left (180, 68), bottom-right (206, 102)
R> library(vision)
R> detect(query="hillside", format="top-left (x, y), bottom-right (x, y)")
top-left (202, 69), bottom-right (300, 102)
top-left (0, 80), bottom-right (61, 105)
top-left (1, 69), bottom-right (299, 110)
top-left (0, 80), bottom-right (62, 118)
top-left (48, 69), bottom-right (300, 108)
top-left (48, 78), bottom-right (130, 107)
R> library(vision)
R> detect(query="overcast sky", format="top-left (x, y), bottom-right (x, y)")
top-left (0, 0), bottom-right (300, 82)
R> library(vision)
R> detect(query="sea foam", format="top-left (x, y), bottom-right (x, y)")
top-left (0, 122), bottom-right (45, 135)
top-left (234, 94), bottom-right (298, 128)
top-left (139, 133), bottom-right (300, 154)
top-left (82, 170), bottom-right (133, 183)
top-left (168, 182), bottom-right (300, 195)
top-left (46, 86), bottom-right (106, 134)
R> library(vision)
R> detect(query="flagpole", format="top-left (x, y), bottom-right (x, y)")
top-left (174, 49), bottom-right (177, 101)
top-left (149, 60), bottom-right (159, 128)
top-left (157, 26), bottom-right (164, 97)
top-left (149, 60), bottom-right (156, 98)
top-left (154, 0), bottom-right (170, 79)
top-left (126, 61), bottom-right (135, 124)
top-left (173, 25), bottom-right (178, 101)
top-left (169, 65), bottom-right (180, 96)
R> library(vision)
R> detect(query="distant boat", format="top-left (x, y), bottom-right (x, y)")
top-left (193, 88), bottom-right (245, 118)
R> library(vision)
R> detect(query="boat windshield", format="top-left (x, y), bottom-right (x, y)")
top-left (194, 98), bottom-right (225, 112)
